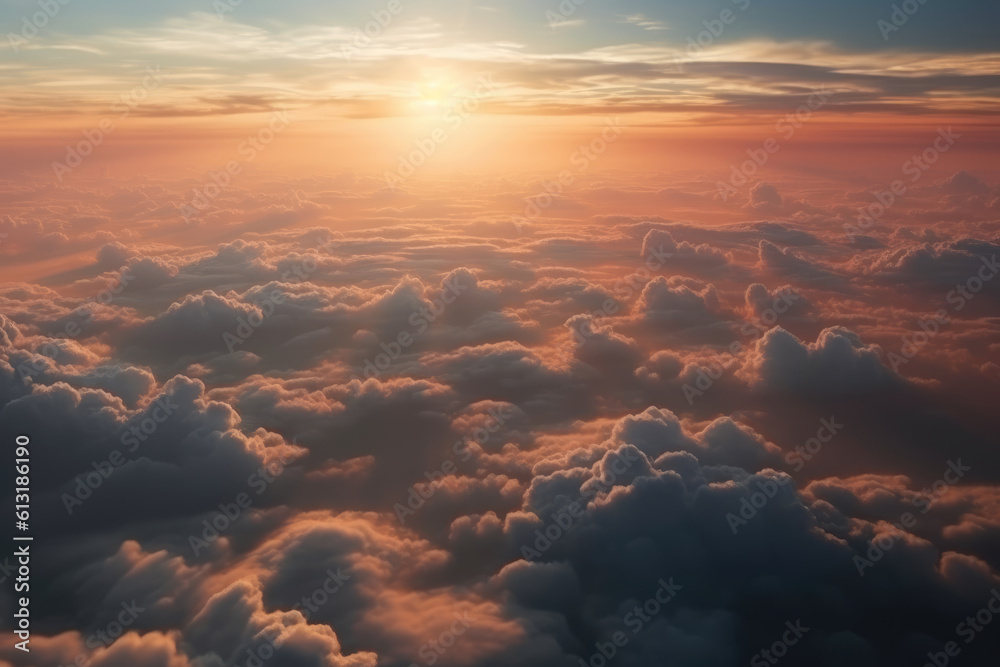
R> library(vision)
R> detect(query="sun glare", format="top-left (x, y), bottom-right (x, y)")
top-left (410, 76), bottom-right (460, 112)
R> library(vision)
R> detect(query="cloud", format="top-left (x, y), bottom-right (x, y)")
top-left (2, 171), bottom-right (999, 667)
top-left (742, 326), bottom-right (902, 394)
top-left (747, 182), bottom-right (783, 210)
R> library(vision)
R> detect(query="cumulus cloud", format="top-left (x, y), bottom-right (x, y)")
top-left (742, 326), bottom-right (902, 394)
top-left (2, 172), bottom-right (999, 667)
top-left (747, 182), bottom-right (783, 210)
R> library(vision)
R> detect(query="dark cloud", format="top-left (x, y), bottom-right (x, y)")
top-left (2, 175), bottom-right (999, 667)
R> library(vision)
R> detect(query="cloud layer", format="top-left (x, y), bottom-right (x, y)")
top-left (1, 168), bottom-right (999, 667)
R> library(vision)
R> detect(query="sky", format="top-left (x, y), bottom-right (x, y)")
top-left (1, 2), bottom-right (1000, 667)
top-left (3, 0), bottom-right (1000, 178)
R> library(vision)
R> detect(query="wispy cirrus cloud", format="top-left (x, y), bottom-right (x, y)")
top-left (618, 14), bottom-right (669, 31)
top-left (3, 13), bottom-right (1000, 122)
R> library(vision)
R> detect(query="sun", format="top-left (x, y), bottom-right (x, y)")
top-left (420, 81), bottom-right (445, 107)
top-left (410, 76), bottom-right (460, 112)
